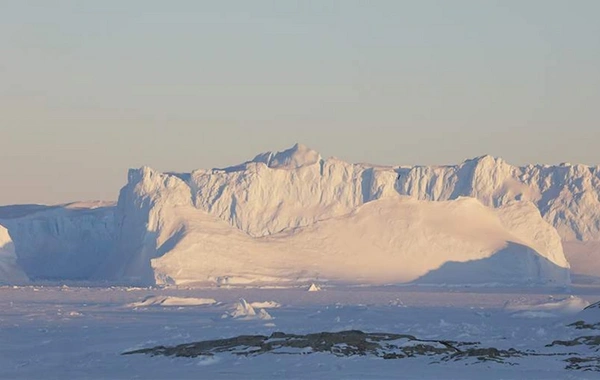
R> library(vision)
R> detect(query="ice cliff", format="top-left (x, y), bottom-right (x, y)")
top-left (191, 145), bottom-right (600, 242)
top-left (0, 202), bottom-right (115, 281)
top-left (0, 225), bottom-right (28, 284)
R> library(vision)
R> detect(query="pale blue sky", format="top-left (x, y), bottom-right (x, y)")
top-left (1, 1), bottom-right (599, 204)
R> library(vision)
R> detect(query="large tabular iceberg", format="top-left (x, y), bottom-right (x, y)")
top-left (2, 144), bottom-right (598, 286)
top-left (108, 146), bottom-right (571, 286)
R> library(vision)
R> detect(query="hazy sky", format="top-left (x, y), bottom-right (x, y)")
top-left (1, 1), bottom-right (599, 205)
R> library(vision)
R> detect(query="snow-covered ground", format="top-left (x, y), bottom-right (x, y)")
top-left (2, 285), bottom-right (600, 379)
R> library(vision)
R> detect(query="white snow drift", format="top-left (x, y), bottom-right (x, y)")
top-left (150, 196), bottom-right (569, 286)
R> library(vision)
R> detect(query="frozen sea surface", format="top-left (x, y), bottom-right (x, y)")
top-left (1, 285), bottom-right (599, 379)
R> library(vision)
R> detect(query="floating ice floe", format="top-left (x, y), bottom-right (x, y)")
top-left (127, 295), bottom-right (217, 307)
top-left (504, 295), bottom-right (589, 318)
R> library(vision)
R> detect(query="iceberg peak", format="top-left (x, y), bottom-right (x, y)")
top-left (466, 155), bottom-right (504, 166)
top-left (252, 143), bottom-right (321, 169)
